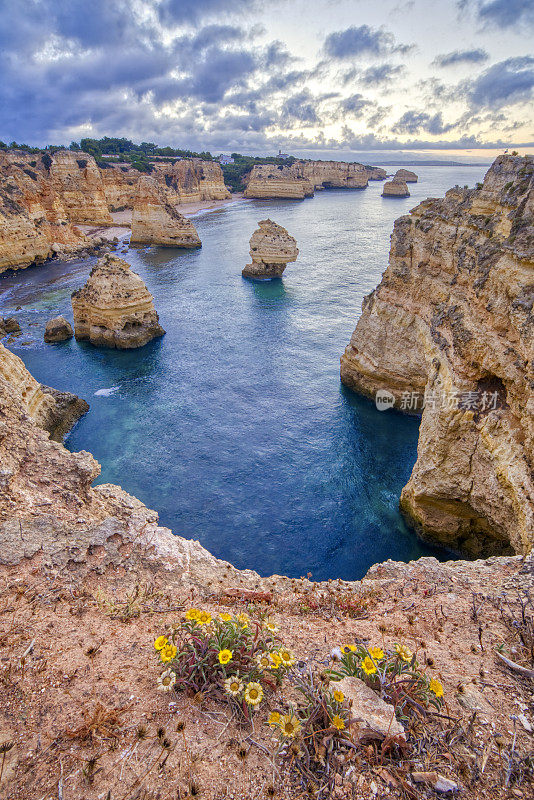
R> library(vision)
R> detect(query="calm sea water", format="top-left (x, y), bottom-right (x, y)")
top-left (0, 165), bottom-right (488, 580)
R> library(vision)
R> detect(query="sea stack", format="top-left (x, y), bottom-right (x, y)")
top-left (394, 169), bottom-right (418, 183)
top-left (71, 254), bottom-right (165, 349)
top-left (382, 180), bottom-right (410, 197)
top-left (130, 176), bottom-right (202, 248)
top-left (341, 154), bottom-right (534, 558)
top-left (242, 219), bottom-right (299, 279)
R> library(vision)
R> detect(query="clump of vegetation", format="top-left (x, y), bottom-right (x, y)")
top-left (154, 609), bottom-right (294, 718)
top-left (327, 642), bottom-right (444, 723)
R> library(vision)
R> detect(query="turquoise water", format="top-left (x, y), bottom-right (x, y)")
top-left (0, 166), bottom-right (487, 580)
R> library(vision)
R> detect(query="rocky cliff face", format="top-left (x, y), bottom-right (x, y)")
top-left (341, 155), bottom-right (534, 557)
top-left (0, 342), bottom-right (88, 440)
top-left (0, 149), bottom-right (115, 272)
top-left (244, 160), bottom-right (386, 198)
top-left (244, 164), bottom-right (315, 199)
top-left (242, 219), bottom-right (298, 279)
top-left (71, 254), bottom-right (165, 348)
top-left (153, 159), bottom-right (231, 202)
top-left (130, 176), bottom-right (202, 247)
top-left (100, 163), bottom-right (140, 210)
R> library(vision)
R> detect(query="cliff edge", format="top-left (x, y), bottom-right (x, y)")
top-left (341, 155), bottom-right (534, 557)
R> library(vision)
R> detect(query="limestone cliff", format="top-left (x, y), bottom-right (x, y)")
top-left (100, 163), bottom-right (140, 210)
top-left (154, 158), bottom-right (231, 202)
top-left (242, 219), bottom-right (298, 279)
top-left (298, 160), bottom-right (370, 189)
top-left (0, 149), bottom-right (114, 272)
top-left (130, 176), bottom-right (202, 247)
top-left (341, 155), bottom-right (534, 557)
top-left (0, 342), bottom-right (88, 440)
top-left (71, 254), bottom-right (165, 349)
top-left (244, 164), bottom-right (315, 199)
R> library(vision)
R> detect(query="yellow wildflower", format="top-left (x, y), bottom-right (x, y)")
top-left (160, 644), bottom-right (178, 663)
top-left (157, 669), bottom-right (176, 692)
top-left (368, 646), bottom-right (384, 661)
top-left (269, 652), bottom-right (282, 670)
top-left (197, 610), bottom-right (212, 626)
top-left (395, 644), bottom-right (413, 663)
top-left (361, 656), bottom-right (377, 675)
top-left (219, 612), bottom-right (232, 622)
top-left (185, 608), bottom-right (200, 622)
top-left (244, 682), bottom-right (263, 706)
top-left (279, 649), bottom-right (296, 667)
top-left (264, 620), bottom-right (279, 633)
top-left (154, 636), bottom-right (168, 651)
top-left (256, 652), bottom-right (272, 670)
top-left (224, 676), bottom-right (243, 696)
top-left (333, 689), bottom-right (344, 703)
top-left (332, 715), bottom-right (345, 731)
top-left (429, 678), bottom-right (444, 698)
top-left (280, 714), bottom-right (301, 738)
top-left (237, 613), bottom-right (249, 628)
top-left (218, 649), bottom-right (233, 665)
top-left (268, 711), bottom-right (281, 728)
top-left (342, 644), bottom-right (357, 653)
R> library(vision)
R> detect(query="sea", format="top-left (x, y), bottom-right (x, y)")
top-left (0, 165), bottom-right (488, 581)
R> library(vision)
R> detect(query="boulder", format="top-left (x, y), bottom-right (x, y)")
top-left (331, 676), bottom-right (406, 743)
top-left (2, 318), bottom-right (21, 334)
top-left (44, 316), bottom-right (73, 343)
top-left (242, 219), bottom-right (298, 279)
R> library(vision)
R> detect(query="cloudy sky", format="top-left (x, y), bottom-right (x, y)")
top-left (0, 0), bottom-right (533, 162)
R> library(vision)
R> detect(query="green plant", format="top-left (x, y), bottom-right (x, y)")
top-left (327, 642), bottom-right (444, 723)
top-left (154, 609), bottom-right (293, 719)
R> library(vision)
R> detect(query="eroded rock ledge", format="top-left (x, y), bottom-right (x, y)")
top-left (341, 155), bottom-right (534, 557)
top-left (130, 176), bottom-right (202, 247)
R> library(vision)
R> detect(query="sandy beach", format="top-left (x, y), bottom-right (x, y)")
top-left (78, 194), bottom-right (244, 242)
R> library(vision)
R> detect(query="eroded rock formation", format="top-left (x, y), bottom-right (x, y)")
top-left (341, 155), bottom-right (534, 557)
top-left (244, 160), bottom-right (386, 199)
top-left (154, 159), bottom-right (231, 202)
top-left (0, 342), bottom-right (88, 440)
top-left (394, 169), bottom-right (418, 182)
top-left (71, 254), bottom-right (165, 348)
top-left (130, 177), bottom-right (201, 247)
top-left (242, 219), bottom-right (298, 279)
top-left (382, 180), bottom-right (410, 197)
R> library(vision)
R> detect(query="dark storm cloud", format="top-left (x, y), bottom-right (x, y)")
top-left (459, 0), bottom-right (534, 29)
top-left (393, 111), bottom-right (455, 135)
top-left (433, 48), bottom-right (489, 67)
top-left (361, 64), bottom-right (404, 86)
top-left (466, 57), bottom-right (534, 109)
top-left (281, 90), bottom-right (319, 124)
top-left (323, 25), bottom-right (411, 60)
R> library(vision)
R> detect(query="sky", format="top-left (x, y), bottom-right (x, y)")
top-left (0, 0), bottom-right (533, 163)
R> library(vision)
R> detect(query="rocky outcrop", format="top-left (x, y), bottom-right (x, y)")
top-left (394, 169), bottom-right (418, 183)
top-left (341, 155), bottom-right (534, 557)
top-left (242, 219), bottom-right (298, 279)
top-left (0, 317), bottom-right (20, 335)
top-left (100, 163), bottom-right (140, 210)
top-left (44, 316), bottom-right (73, 343)
top-left (130, 177), bottom-right (201, 247)
top-left (71, 254), bottom-right (165, 349)
top-left (298, 160), bottom-right (369, 190)
top-left (0, 342), bottom-right (88, 440)
top-left (244, 164), bottom-right (314, 199)
top-left (154, 159), bottom-right (231, 202)
top-left (382, 180), bottom-right (410, 197)
top-left (366, 166), bottom-right (388, 181)
top-left (0, 149), bottom-right (114, 272)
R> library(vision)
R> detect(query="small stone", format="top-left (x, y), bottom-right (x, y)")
top-left (412, 772), bottom-right (458, 793)
top-left (44, 316), bottom-right (73, 343)
top-left (332, 676), bottom-right (405, 742)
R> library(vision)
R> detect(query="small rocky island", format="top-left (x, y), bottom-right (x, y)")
top-left (71, 254), bottom-right (165, 348)
top-left (394, 168), bottom-right (418, 182)
top-left (242, 219), bottom-right (298, 279)
top-left (130, 176), bottom-right (202, 248)
top-left (382, 179), bottom-right (410, 197)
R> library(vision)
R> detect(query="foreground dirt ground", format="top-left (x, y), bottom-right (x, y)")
top-left (0, 554), bottom-right (533, 800)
